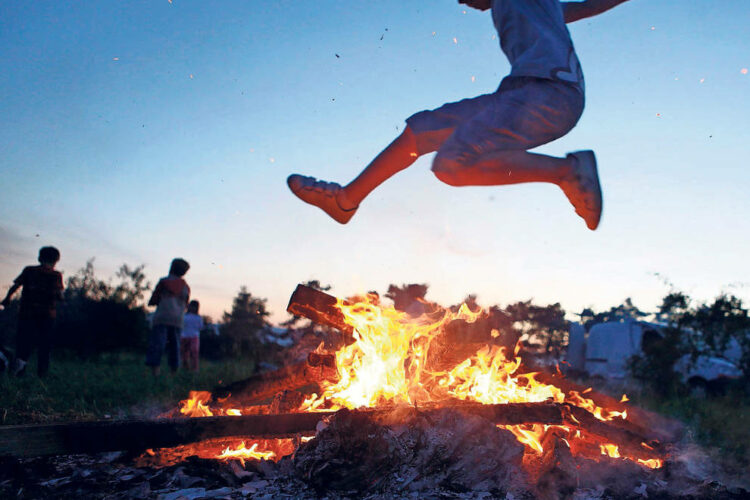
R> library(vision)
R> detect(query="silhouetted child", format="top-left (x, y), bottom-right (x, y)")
top-left (146, 258), bottom-right (190, 376)
top-left (181, 300), bottom-right (203, 372)
top-left (1, 246), bottom-right (64, 376)
top-left (288, 0), bottom-right (632, 231)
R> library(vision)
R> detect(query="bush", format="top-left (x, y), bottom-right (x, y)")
top-left (199, 329), bottom-right (236, 361)
top-left (55, 260), bottom-right (151, 358)
top-left (56, 298), bottom-right (149, 357)
top-left (627, 325), bottom-right (686, 396)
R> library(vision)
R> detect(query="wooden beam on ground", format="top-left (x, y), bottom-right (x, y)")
top-left (0, 412), bottom-right (323, 458)
top-left (0, 402), bottom-right (662, 459)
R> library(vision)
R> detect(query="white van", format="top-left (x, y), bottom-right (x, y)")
top-left (567, 321), bottom-right (742, 387)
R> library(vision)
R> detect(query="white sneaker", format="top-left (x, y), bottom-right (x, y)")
top-left (287, 174), bottom-right (358, 224)
top-left (561, 150), bottom-right (602, 231)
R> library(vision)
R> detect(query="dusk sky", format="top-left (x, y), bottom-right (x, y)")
top-left (1, 0), bottom-right (749, 324)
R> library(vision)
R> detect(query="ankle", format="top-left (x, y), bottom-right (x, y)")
top-left (560, 155), bottom-right (577, 182)
top-left (336, 189), bottom-right (358, 211)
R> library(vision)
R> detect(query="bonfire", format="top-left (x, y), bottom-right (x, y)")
top-left (157, 284), bottom-right (678, 496)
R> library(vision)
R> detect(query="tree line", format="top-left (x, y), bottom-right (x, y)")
top-left (1, 264), bottom-right (748, 395)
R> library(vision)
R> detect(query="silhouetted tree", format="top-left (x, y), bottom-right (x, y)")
top-left (56, 259), bottom-right (151, 357)
top-left (690, 295), bottom-right (750, 379)
top-left (221, 287), bottom-right (270, 361)
top-left (628, 294), bottom-right (690, 395)
top-left (528, 303), bottom-right (569, 356)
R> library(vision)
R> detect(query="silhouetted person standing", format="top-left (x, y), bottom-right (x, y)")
top-left (1, 246), bottom-right (64, 376)
top-left (181, 300), bottom-right (203, 372)
top-left (145, 258), bottom-right (190, 376)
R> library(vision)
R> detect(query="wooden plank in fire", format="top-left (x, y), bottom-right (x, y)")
top-left (287, 284), bottom-right (354, 338)
top-left (0, 402), bottom-right (662, 460)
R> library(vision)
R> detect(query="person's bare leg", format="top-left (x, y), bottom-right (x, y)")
top-left (337, 126), bottom-right (419, 209)
top-left (431, 149), bottom-right (572, 187)
top-left (287, 126), bottom-right (420, 224)
top-left (433, 149), bottom-right (602, 230)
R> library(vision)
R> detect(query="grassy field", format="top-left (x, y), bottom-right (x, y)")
top-left (632, 389), bottom-right (750, 467)
top-left (0, 352), bottom-right (257, 425)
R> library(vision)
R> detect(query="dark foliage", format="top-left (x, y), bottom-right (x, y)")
top-left (628, 292), bottom-right (750, 394)
top-left (218, 287), bottom-right (270, 363)
top-left (57, 260), bottom-right (151, 357)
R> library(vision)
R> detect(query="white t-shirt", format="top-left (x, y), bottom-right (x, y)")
top-left (492, 0), bottom-right (584, 91)
top-left (182, 313), bottom-right (204, 339)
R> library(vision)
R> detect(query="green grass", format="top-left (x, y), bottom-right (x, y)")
top-left (630, 389), bottom-right (750, 469)
top-left (0, 352), bottom-right (257, 425)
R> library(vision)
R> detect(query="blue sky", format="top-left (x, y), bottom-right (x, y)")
top-left (1, 0), bottom-right (749, 323)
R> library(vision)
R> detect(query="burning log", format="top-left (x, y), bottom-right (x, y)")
top-left (286, 284), bottom-right (354, 339)
top-left (0, 402), bottom-right (660, 459)
top-left (211, 352), bottom-right (337, 403)
top-left (286, 284), bottom-right (500, 372)
top-left (530, 368), bottom-right (683, 443)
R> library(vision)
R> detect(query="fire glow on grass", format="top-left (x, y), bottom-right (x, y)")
top-left (179, 294), bottom-right (663, 469)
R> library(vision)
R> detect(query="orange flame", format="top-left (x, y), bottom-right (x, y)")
top-left (638, 458), bottom-right (664, 469)
top-left (179, 391), bottom-right (213, 417)
top-left (600, 444), bottom-right (621, 458)
top-left (218, 441), bottom-right (276, 466)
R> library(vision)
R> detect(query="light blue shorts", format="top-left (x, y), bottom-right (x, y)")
top-left (406, 77), bottom-right (584, 174)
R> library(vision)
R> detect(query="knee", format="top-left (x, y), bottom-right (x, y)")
top-left (431, 158), bottom-right (468, 187)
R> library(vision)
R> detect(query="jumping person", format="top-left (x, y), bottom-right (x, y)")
top-left (288, 0), bottom-right (631, 230)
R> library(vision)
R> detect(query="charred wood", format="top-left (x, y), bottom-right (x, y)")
top-left (286, 284), bottom-right (354, 340)
top-left (0, 402), bottom-right (661, 459)
top-left (531, 368), bottom-right (683, 443)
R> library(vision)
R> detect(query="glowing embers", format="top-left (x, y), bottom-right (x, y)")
top-left (501, 423), bottom-right (662, 469)
top-left (218, 441), bottom-right (276, 466)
